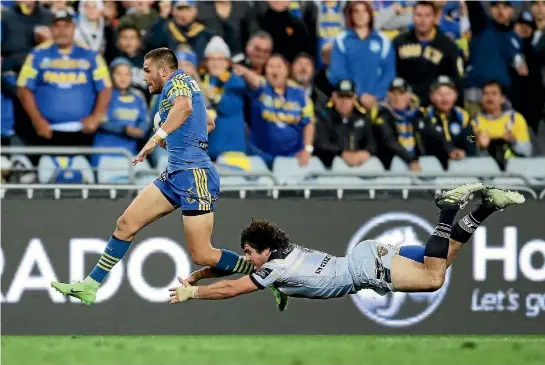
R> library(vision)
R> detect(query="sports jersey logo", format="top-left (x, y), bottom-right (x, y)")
top-left (255, 268), bottom-right (272, 280)
top-left (347, 212), bottom-right (451, 328)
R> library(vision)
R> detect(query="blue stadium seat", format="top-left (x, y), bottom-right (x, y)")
top-left (272, 156), bottom-right (326, 185)
top-left (38, 156), bottom-right (95, 184)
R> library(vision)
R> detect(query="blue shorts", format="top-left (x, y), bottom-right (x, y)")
top-left (153, 167), bottom-right (220, 214)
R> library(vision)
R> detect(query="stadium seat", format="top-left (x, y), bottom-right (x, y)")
top-left (97, 156), bottom-right (143, 184)
top-left (448, 157), bottom-right (501, 175)
top-left (419, 156), bottom-right (444, 173)
top-left (220, 176), bottom-right (252, 188)
top-left (389, 156), bottom-right (409, 172)
top-left (38, 156), bottom-right (95, 184)
top-left (216, 153), bottom-right (274, 186)
top-left (272, 156), bottom-right (326, 185)
top-left (134, 161), bottom-right (158, 185)
top-left (322, 156), bottom-right (388, 185)
top-left (506, 157), bottom-right (545, 185)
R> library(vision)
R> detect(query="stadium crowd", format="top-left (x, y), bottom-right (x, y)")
top-left (1, 0), bottom-right (545, 182)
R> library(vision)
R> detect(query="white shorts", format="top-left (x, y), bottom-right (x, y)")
top-left (347, 240), bottom-right (397, 296)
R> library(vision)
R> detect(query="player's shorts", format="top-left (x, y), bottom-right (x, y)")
top-left (347, 240), bottom-right (397, 296)
top-left (153, 167), bottom-right (220, 215)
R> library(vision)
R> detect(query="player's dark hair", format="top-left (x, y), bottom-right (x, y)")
top-left (117, 23), bottom-right (141, 38)
top-left (240, 218), bottom-right (291, 253)
top-left (144, 47), bottom-right (178, 70)
top-left (483, 80), bottom-right (505, 95)
top-left (415, 1), bottom-right (438, 14)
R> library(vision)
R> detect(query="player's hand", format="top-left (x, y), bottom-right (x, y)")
top-left (34, 117), bottom-right (53, 140)
top-left (133, 139), bottom-right (157, 165)
top-left (169, 277), bottom-right (198, 304)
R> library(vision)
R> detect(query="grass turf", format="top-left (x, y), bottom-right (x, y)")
top-left (2, 335), bottom-right (544, 365)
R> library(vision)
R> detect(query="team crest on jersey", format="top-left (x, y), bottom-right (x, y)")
top-left (377, 245), bottom-right (388, 257)
top-left (158, 171), bottom-right (167, 182)
top-left (255, 268), bottom-right (272, 279)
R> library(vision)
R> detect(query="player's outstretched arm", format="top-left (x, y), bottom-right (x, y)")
top-left (169, 276), bottom-right (258, 303)
top-left (185, 267), bottom-right (233, 284)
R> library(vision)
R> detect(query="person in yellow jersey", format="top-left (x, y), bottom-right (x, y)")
top-left (473, 80), bottom-right (532, 169)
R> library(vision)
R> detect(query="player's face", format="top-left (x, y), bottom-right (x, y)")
top-left (242, 243), bottom-right (270, 269)
top-left (431, 86), bottom-right (457, 113)
top-left (413, 5), bottom-right (436, 34)
top-left (291, 57), bottom-right (314, 86)
top-left (112, 65), bottom-right (132, 90)
top-left (482, 85), bottom-right (504, 112)
top-left (52, 20), bottom-right (75, 48)
top-left (491, 4), bottom-right (513, 25)
top-left (143, 59), bottom-right (164, 95)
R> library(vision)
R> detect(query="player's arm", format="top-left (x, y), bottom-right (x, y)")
top-left (169, 276), bottom-right (259, 303)
top-left (157, 95), bottom-right (192, 137)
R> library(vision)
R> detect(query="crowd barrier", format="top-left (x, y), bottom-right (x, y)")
top-left (1, 198), bottom-right (543, 335)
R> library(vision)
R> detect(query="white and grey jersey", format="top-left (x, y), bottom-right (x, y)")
top-left (249, 244), bottom-right (357, 299)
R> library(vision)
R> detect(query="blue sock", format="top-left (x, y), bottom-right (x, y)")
top-left (399, 245), bottom-right (425, 264)
top-left (215, 249), bottom-right (254, 274)
top-left (89, 235), bottom-right (132, 284)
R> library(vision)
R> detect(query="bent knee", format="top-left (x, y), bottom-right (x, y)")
top-left (188, 247), bottom-right (216, 266)
top-left (428, 273), bottom-right (446, 292)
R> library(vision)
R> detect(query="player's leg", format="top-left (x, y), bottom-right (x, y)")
top-left (390, 183), bottom-right (484, 292)
top-left (51, 180), bottom-right (178, 304)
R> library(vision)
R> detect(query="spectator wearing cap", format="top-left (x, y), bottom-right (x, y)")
top-left (426, 75), bottom-right (475, 169)
top-left (243, 1), bottom-right (312, 63)
top-left (473, 80), bottom-right (532, 169)
top-left (314, 80), bottom-right (376, 168)
top-left (329, 1), bottom-right (396, 110)
top-left (373, 77), bottom-right (449, 171)
top-left (92, 58), bottom-right (148, 166)
top-left (393, 1), bottom-right (464, 107)
top-left (234, 54), bottom-right (315, 167)
top-left (200, 36), bottom-right (247, 160)
top-left (464, 1), bottom-right (528, 117)
top-left (373, 1), bottom-right (414, 40)
top-left (291, 52), bottom-right (328, 118)
top-left (1, 0), bottom-right (53, 73)
top-left (16, 9), bottom-right (112, 147)
top-left (75, 0), bottom-right (105, 53)
top-left (511, 10), bottom-right (545, 134)
top-left (197, 1), bottom-right (252, 55)
top-left (145, 0), bottom-right (214, 62)
top-left (106, 23), bottom-right (147, 100)
top-left (118, 0), bottom-right (160, 37)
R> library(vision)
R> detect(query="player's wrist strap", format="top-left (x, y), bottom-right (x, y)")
top-left (151, 127), bottom-right (168, 144)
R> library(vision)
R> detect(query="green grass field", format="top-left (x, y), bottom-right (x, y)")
top-left (2, 336), bottom-right (544, 365)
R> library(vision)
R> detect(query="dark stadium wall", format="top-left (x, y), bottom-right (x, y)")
top-left (1, 199), bottom-right (544, 335)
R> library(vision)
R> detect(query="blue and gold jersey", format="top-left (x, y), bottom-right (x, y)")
top-left (249, 78), bottom-right (313, 157)
top-left (17, 41), bottom-right (111, 128)
top-left (157, 69), bottom-right (212, 172)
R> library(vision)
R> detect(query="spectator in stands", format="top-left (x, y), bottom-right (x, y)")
top-left (1, 0), bottom-right (53, 72)
top-left (235, 54), bottom-right (315, 168)
top-left (373, 1), bottom-right (413, 40)
top-left (426, 75), bottom-right (475, 169)
top-left (106, 23), bottom-right (147, 98)
top-left (201, 37), bottom-right (246, 160)
top-left (291, 52), bottom-right (328, 113)
top-left (75, 0), bottom-right (106, 53)
top-left (243, 0), bottom-right (312, 63)
top-left (145, 0), bottom-right (214, 62)
top-left (118, 0), bottom-right (159, 37)
top-left (329, 1), bottom-right (396, 110)
top-left (511, 11), bottom-right (545, 134)
top-left (314, 80), bottom-right (376, 168)
top-left (1, 70), bottom-right (18, 146)
top-left (464, 1), bottom-right (528, 117)
top-left (373, 77), bottom-right (431, 171)
top-left (473, 80), bottom-right (532, 169)
top-left (17, 9), bottom-right (112, 147)
top-left (197, 1), bottom-right (252, 55)
top-left (393, 1), bottom-right (464, 107)
top-left (177, 46), bottom-right (199, 79)
top-left (103, 1), bottom-right (120, 28)
top-left (239, 31), bottom-right (273, 76)
top-left (435, 0), bottom-right (470, 58)
top-left (92, 58), bottom-right (148, 166)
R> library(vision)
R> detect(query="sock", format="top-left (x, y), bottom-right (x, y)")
top-left (424, 209), bottom-right (456, 259)
top-left (450, 203), bottom-right (494, 244)
top-left (399, 245), bottom-right (425, 263)
top-left (215, 249), bottom-right (254, 274)
top-left (88, 235), bottom-right (131, 284)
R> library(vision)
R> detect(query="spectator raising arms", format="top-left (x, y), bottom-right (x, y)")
top-left (314, 80), bottom-right (376, 168)
top-left (473, 81), bottom-right (532, 169)
top-left (92, 58), bottom-right (148, 166)
top-left (201, 37), bottom-right (247, 160)
top-left (145, 0), bottom-right (214, 62)
top-left (17, 9), bottom-right (112, 147)
top-left (235, 54), bottom-right (315, 168)
top-left (393, 1), bottom-right (464, 107)
top-left (75, 0), bottom-right (106, 53)
top-left (328, 1), bottom-right (396, 110)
